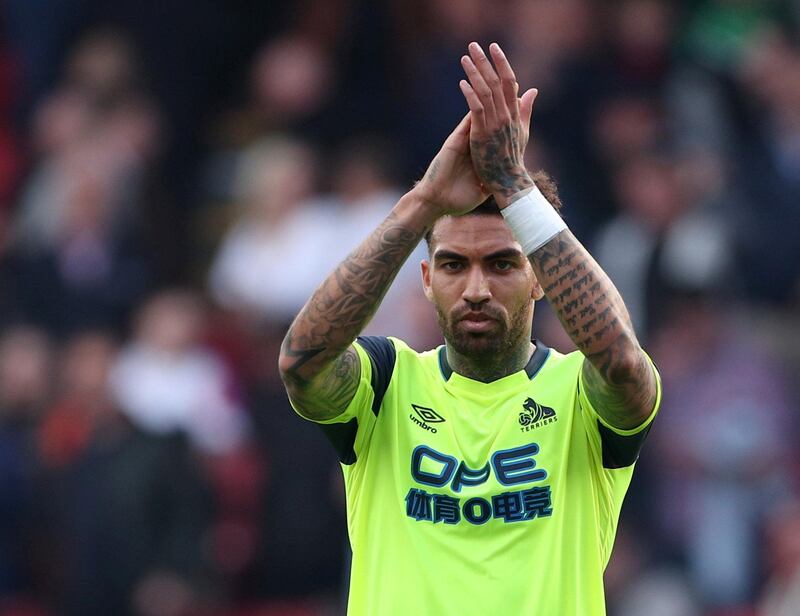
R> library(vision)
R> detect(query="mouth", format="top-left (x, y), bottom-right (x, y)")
top-left (458, 312), bottom-right (496, 333)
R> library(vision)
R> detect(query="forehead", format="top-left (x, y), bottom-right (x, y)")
top-left (429, 215), bottom-right (522, 257)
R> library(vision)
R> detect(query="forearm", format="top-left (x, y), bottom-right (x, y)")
top-left (279, 191), bottom-right (437, 386)
top-left (529, 229), bottom-right (655, 427)
top-left (529, 229), bottom-right (638, 371)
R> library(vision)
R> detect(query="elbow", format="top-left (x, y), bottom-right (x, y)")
top-left (277, 351), bottom-right (293, 382)
top-left (277, 355), bottom-right (307, 408)
top-left (277, 352), bottom-right (305, 391)
top-left (277, 335), bottom-right (301, 386)
top-left (604, 343), bottom-right (646, 386)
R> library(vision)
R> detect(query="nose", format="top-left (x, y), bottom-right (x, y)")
top-left (462, 265), bottom-right (491, 305)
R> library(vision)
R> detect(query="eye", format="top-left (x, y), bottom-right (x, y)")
top-left (441, 261), bottom-right (464, 272)
top-left (494, 260), bottom-right (514, 271)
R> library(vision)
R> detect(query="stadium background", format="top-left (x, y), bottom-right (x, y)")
top-left (0, 1), bottom-right (799, 615)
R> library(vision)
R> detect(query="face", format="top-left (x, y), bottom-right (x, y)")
top-left (422, 215), bottom-right (544, 359)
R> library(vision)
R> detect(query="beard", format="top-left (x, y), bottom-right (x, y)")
top-left (436, 301), bottom-right (532, 360)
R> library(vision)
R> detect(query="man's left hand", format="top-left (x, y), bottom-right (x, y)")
top-left (459, 42), bottom-right (539, 208)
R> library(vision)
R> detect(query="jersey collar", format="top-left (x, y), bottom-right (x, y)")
top-left (438, 340), bottom-right (551, 383)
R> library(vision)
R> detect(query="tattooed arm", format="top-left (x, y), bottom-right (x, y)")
top-left (528, 232), bottom-right (657, 428)
top-left (279, 201), bottom-right (429, 420)
top-left (459, 41), bottom-right (657, 428)
top-left (279, 114), bottom-right (488, 421)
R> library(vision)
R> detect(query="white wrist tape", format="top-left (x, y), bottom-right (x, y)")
top-left (500, 186), bottom-right (567, 255)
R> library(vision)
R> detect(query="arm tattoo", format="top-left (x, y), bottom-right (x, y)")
top-left (580, 338), bottom-right (656, 429)
top-left (471, 127), bottom-right (533, 199)
top-left (529, 230), bottom-right (657, 428)
top-left (280, 210), bottom-right (422, 420)
top-left (283, 346), bottom-right (361, 420)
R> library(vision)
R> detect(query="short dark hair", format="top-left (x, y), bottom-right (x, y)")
top-left (424, 169), bottom-right (564, 251)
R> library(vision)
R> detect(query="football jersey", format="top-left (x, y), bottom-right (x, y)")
top-left (291, 336), bottom-right (661, 616)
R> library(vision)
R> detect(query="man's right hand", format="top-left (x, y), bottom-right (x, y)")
top-left (412, 113), bottom-right (489, 219)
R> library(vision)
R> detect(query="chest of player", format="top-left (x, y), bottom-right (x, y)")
top-left (371, 362), bottom-right (586, 527)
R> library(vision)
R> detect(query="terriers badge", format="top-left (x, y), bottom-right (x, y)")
top-left (518, 397), bottom-right (557, 431)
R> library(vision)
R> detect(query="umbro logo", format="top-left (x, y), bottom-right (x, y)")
top-left (412, 404), bottom-right (445, 423)
top-left (410, 404), bottom-right (445, 434)
top-left (518, 397), bottom-right (557, 432)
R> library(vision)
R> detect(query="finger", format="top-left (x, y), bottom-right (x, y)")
top-left (489, 43), bottom-right (519, 120)
top-left (459, 79), bottom-right (487, 133)
top-left (520, 88), bottom-right (539, 131)
top-left (461, 55), bottom-right (495, 121)
top-left (454, 111), bottom-right (471, 136)
top-left (443, 111), bottom-right (472, 148)
top-left (468, 41), bottom-right (509, 120)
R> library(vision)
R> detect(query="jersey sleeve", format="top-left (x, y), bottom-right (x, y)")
top-left (288, 336), bottom-right (396, 465)
top-left (577, 352), bottom-right (662, 469)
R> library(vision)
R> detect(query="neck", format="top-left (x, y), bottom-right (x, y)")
top-left (446, 339), bottom-right (534, 383)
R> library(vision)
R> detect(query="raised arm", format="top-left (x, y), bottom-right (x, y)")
top-left (459, 42), bottom-right (657, 429)
top-left (279, 114), bottom-right (488, 420)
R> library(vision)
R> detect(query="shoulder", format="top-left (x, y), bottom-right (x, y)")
top-left (356, 336), bottom-right (441, 374)
top-left (355, 336), bottom-right (442, 394)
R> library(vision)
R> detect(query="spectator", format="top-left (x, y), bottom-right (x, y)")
top-left (732, 27), bottom-right (800, 302)
top-left (0, 327), bottom-right (51, 601)
top-left (593, 149), bottom-right (734, 337)
top-left (649, 292), bottom-right (796, 610)
top-left (6, 27), bottom-right (158, 335)
top-left (207, 136), bottom-right (326, 325)
top-left (39, 330), bottom-right (212, 616)
top-left (110, 289), bottom-right (248, 455)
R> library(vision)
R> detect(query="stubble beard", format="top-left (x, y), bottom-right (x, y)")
top-left (437, 301), bottom-right (532, 361)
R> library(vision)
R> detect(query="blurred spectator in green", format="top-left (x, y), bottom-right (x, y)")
top-left (679, 0), bottom-right (785, 73)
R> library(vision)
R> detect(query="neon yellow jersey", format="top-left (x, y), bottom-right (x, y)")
top-left (291, 336), bottom-right (661, 616)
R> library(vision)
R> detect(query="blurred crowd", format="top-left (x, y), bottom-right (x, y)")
top-left (0, 1), bottom-right (799, 615)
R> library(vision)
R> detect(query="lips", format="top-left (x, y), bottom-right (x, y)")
top-left (461, 312), bottom-right (492, 322)
top-left (457, 311), bottom-right (497, 333)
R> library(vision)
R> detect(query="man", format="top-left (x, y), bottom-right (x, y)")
top-left (278, 42), bottom-right (660, 615)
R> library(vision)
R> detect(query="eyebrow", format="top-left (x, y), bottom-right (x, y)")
top-left (432, 248), bottom-right (525, 262)
top-left (432, 249), bottom-right (467, 261)
top-left (483, 248), bottom-right (526, 261)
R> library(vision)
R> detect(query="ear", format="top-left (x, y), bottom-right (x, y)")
top-left (531, 274), bottom-right (545, 301)
top-left (421, 260), bottom-right (434, 302)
